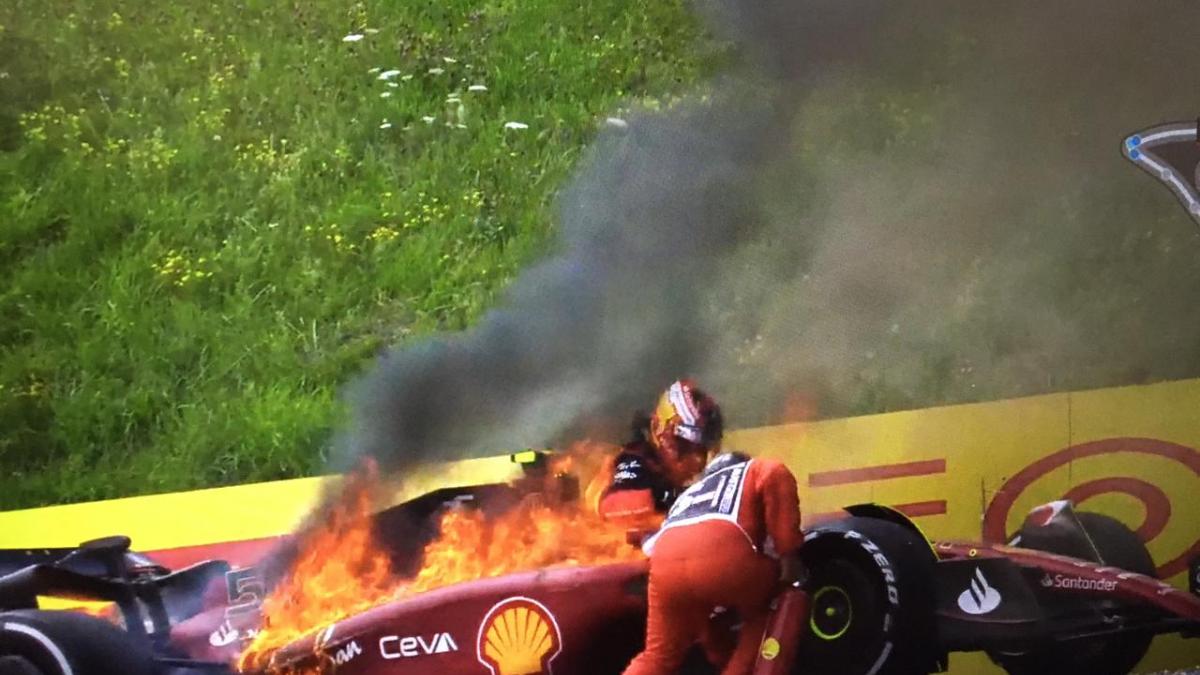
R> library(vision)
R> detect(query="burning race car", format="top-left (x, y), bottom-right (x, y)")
top-left (0, 452), bottom-right (1197, 675)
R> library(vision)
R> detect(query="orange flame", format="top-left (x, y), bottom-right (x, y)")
top-left (48, 601), bottom-right (118, 623)
top-left (238, 447), bottom-right (643, 674)
top-left (404, 500), bottom-right (642, 596)
top-left (237, 462), bottom-right (392, 673)
top-left (776, 391), bottom-right (818, 425)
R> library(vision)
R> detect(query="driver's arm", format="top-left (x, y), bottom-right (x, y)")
top-left (760, 460), bottom-right (804, 559)
top-left (780, 552), bottom-right (808, 584)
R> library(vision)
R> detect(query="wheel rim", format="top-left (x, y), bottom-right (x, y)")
top-left (810, 585), bottom-right (853, 641)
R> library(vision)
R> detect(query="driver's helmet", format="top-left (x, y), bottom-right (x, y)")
top-left (649, 379), bottom-right (724, 464)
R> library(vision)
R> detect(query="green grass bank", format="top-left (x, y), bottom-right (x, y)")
top-left (0, 0), bottom-right (719, 508)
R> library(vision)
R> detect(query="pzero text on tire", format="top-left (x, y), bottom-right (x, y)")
top-left (798, 516), bottom-right (939, 675)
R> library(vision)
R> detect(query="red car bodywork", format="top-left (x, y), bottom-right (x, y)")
top-left (172, 561), bottom-right (652, 674)
top-left (934, 541), bottom-right (1200, 621)
top-left (167, 534), bottom-right (1200, 675)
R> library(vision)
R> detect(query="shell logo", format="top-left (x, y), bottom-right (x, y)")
top-left (476, 597), bottom-right (563, 675)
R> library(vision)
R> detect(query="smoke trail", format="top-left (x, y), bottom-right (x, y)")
top-left (342, 87), bottom-right (786, 469)
top-left (701, 0), bottom-right (1200, 421)
top-left (342, 0), bottom-right (1200, 469)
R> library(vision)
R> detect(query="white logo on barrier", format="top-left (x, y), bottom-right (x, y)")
top-left (957, 568), bottom-right (1002, 615)
top-left (380, 633), bottom-right (459, 659)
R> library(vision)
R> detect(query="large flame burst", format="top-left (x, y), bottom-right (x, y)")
top-left (236, 462), bottom-right (392, 673)
top-left (238, 446), bottom-right (646, 673)
top-left (406, 498), bottom-right (643, 595)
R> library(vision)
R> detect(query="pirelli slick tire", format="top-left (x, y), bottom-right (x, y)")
top-left (0, 610), bottom-right (157, 675)
top-left (797, 516), bottom-right (938, 675)
top-left (989, 512), bottom-right (1156, 675)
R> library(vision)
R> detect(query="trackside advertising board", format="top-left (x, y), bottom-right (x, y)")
top-left (3, 378), bottom-right (1199, 672)
top-left (730, 377), bottom-right (1200, 673)
top-left (0, 456), bottom-right (521, 568)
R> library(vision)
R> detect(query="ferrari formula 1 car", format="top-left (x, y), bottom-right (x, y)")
top-left (1, 453), bottom-right (1197, 675)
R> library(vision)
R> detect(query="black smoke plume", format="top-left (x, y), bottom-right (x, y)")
top-left (341, 0), bottom-right (1200, 471)
top-left (344, 94), bottom-right (784, 468)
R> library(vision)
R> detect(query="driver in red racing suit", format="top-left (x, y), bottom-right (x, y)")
top-left (597, 381), bottom-right (715, 525)
top-left (620, 383), bottom-right (804, 675)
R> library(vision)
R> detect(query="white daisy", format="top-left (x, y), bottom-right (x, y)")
top-left (380, 91), bottom-right (392, 98)
top-left (442, 56), bottom-right (458, 63)
top-left (380, 122), bottom-right (392, 129)
top-left (605, 117), bottom-right (628, 129)
top-left (378, 69), bottom-right (402, 80)
top-left (422, 116), bottom-right (436, 124)
top-left (503, 121), bottom-right (529, 130)
top-left (342, 34), bottom-right (364, 42)
top-left (387, 82), bottom-right (399, 88)
top-left (427, 67), bottom-right (445, 75)
top-left (468, 84), bottom-right (488, 92)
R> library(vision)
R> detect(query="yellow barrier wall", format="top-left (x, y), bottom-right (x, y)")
top-left (2, 379), bottom-right (1199, 672)
top-left (0, 455), bottom-right (520, 551)
top-left (728, 377), bottom-right (1200, 672)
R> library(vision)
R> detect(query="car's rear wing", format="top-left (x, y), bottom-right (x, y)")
top-left (0, 536), bottom-right (229, 639)
top-left (0, 538), bottom-right (170, 579)
top-left (0, 547), bottom-right (80, 578)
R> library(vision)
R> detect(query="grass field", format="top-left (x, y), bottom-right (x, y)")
top-left (0, 0), bottom-right (722, 508)
top-left (7, 1), bottom-right (1200, 511)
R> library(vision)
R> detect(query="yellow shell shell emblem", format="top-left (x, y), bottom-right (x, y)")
top-left (477, 597), bottom-right (562, 675)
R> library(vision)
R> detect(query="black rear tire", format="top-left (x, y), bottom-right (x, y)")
top-left (1074, 512), bottom-right (1156, 578)
top-left (797, 516), bottom-right (938, 675)
top-left (0, 610), bottom-right (156, 675)
top-left (990, 511), bottom-right (1156, 675)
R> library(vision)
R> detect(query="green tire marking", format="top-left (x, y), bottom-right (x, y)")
top-left (809, 585), bottom-right (853, 641)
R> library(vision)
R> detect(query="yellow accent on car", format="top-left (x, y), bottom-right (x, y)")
top-left (510, 450), bottom-right (540, 465)
top-left (760, 637), bottom-right (781, 660)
